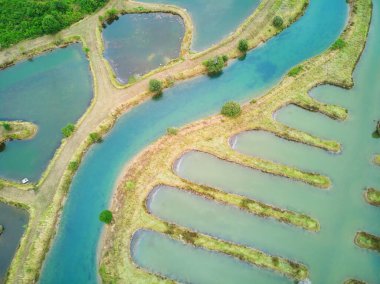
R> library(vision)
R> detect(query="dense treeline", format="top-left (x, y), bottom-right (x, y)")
top-left (0, 0), bottom-right (108, 49)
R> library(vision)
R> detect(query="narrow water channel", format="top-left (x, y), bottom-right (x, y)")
top-left (138, 0), bottom-right (260, 51)
top-left (39, 0), bottom-right (348, 283)
top-left (0, 203), bottom-right (28, 283)
top-left (0, 44), bottom-right (93, 182)
top-left (103, 13), bottom-right (184, 84)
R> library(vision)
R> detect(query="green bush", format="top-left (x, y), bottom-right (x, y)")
top-left (124, 181), bottom-right (136, 190)
top-left (42, 15), bottom-right (62, 34)
top-left (149, 79), bottom-right (163, 95)
top-left (273, 16), bottom-right (284, 28)
top-left (62, 123), bottom-right (75, 138)
top-left (89, 132), bottom-right (102, 143)
top-left (221, 101), bottom-right (242, 118)
top-left (99, 210), bottom-right (113, 224)
top-left (68, 161), bottom-right (79, 171)
top-left (238, 39), bottom-right (249, 53)
top-left (2, 123), bottom-right (12, 131)
top-left (203, 55), bottom-right (228, 75)
top-left (331, 38), bottom-right (347, 50)
top-left (288, 66), bottom-right (303, 77)
top-left (167, 127), bottom-right (178, 135)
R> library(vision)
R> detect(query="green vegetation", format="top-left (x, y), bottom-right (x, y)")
top-left (68, 161), bottom-right (79, 171)
top-left (0, 224), bottom-right (4, 235)
top-left (374, 155), bottom-right (380, 166)
top-left (167, 127), bottom-right (178, 135)
top-left (331, 38), bottom-right (347, 50)
top-left (344, 280), bottom-right (366, 284)
top-left (99, 210), bottom-right (113, 224)
top-left (2, 122), bottom-right (12, 131)
top-left (99, 8), bottom-right (118, 25)
top-left (124, 181), bottom-right (136, 191)
top-left (288, 66), bottom-right (303, 77)
top-left (221, 101), bottom-right (242, 118)
top-left (89, 132), bottom-right (102, 143)
top-left (0, 0), bottom-right (108, 49)
top-left (238, 39), bottom-right (249, 53)
top-left (355, 231), bottom-right (380, 253)
top-left (365, 188), bottom-right (380, 206)
top-left (203, 55), bottom-right (228, 75)
top-left (62, 123), bottom-right (75, 138)
top-left (273, 16), bottom-right (284, 28)
top-left (149, 79), bottom-right (163, 95)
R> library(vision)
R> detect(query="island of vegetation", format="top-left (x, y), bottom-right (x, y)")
top-left (373, 154), bottom-right (380, 166)
top-left (100, 0), bottom-right (372, 283)
top-left (0, 121), bottom-right (38, 145)
top-left (355, 231), bottom-right (380, 253)
top-left (365, 188), bottom-right (380, 206)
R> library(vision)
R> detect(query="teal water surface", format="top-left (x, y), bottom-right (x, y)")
top-left (131, 229), bottom-right (289, 284)
top-left (172, 2), bottom-right (380, 282)
top-left (103, 13), bottom-right (184, 84)
top-left (0, 44), bottom-right (93, 182)
top-left (138, 0), bottom-right (260, 51)
top-left (0, 203), bottom-right (28, 283)
top-left (39, 0), bottom-right (348, 283)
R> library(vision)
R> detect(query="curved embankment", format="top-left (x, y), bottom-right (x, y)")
top-left (0, 121), bottom-right (37, 144)
top-left (101, 0), bottom-right (372, 282)
top-left (0, 0), bottom-right (310, 283)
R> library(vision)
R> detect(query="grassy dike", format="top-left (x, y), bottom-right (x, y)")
top-left (0, 121), bottom-right (37, 144)
top-left (365, 188), bottom-right (380, 206)
top-left (355, 231), bottom-right (380, 254)
top-left (100, 0), bottom-right (372, 283)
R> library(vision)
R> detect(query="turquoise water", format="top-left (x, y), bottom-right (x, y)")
top-left (138, 0), bottom-right (260, 51)
top-left (170, 2), bottom-right (380, 282)
top-left (40, 0), bottom-right (348, 283)
top-left (0, 203), bottom-right (28, 283)
top-left (131, 229), bottom-right (289, 284)
top-left (103, 13), bottom-right (184, 84)
top-left (0, 44), bottom-right (93, 182)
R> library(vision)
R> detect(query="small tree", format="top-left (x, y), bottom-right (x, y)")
top-left (68, 161), bottom-right (79, 171)
top-left (273, 16), bottom-right (284, 28)
top-left (331, 38), bottom-right (347, 50)
top-left (2, 123), bottom-right (11, 131)
top-left (89, 132), bottom-right (102, 143)
top-left (203, 55), bottom-right (228, 75)
top-left (149, 79), bottom-right (163, 95)
top-left (238, 39), bottom-right (249, 53)
top-left (99, 210), bottom-right (113, 224)
top-left (221, 101), bottom-right (241, 118)
top-left (42, 14), bottom-right (62, 34)
top-left (288, 66), bottom-right (303, 77)
top-left (62, 123), bottom-right (75, 138)
top-left (167, 127), bottom-right (178, 135)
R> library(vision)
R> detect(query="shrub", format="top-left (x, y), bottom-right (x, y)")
top-left (149, 79), bottom-right (163, 95)
top-left (104, 9), bottom-right (119, 24)
top-left (62, 123), bottom-right (75, 138)
top-left (2, 123), bottom-right (11, 131)
top-left (99, 210), bottom-right (113, 224)
top-left (68, 161), bottom-right (79, 171)
top-left (288, 66), bottom-right (303, 77)
top-left (125, 181), bottom-right (136, 190)
top-left (203, 55), bottom-right (228, 75)
top-left (42, 14), bottom-right (62, 34)
top-left (331, 38), bottom-right (347, 50)
top-left (221, 101), bottom-right (241, 117)
top-left (273, 16), bottom-right (284, 28)
top-left (238, 39), bottom-right (249, 53)
top-left (167, 127), bottom-right (178, 135)
top-left (83, 47), bottom-right (90, 54)
top-left (89, 132), bottom-right (102, 143)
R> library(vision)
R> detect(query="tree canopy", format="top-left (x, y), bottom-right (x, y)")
top-left (0, 0), bottom-right (108, 49)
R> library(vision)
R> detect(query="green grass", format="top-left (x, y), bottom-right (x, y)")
top-left (355, 231), bottom-right (380, 253)
top-left (365, 188), bottom-right (380, 206)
